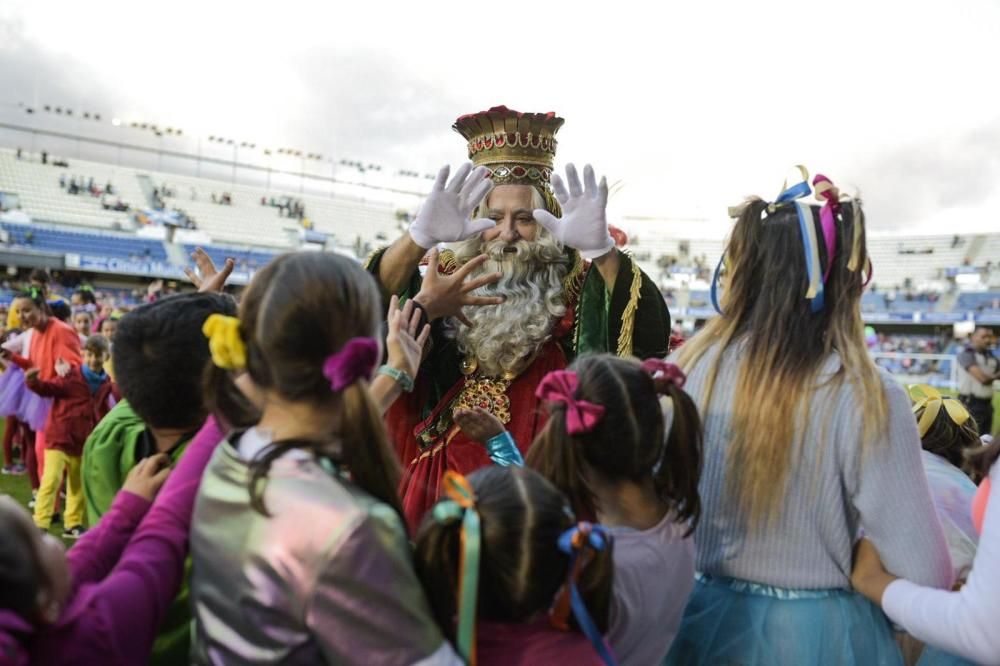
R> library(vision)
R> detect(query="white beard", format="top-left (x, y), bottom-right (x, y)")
top-left (449, 233), bottom-right (569, 377)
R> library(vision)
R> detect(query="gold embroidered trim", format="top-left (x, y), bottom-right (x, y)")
top-left (616, 253), bottom-right (643, 357)
top-left (438, 248), bottom-right (459, 274)
top-left (362, 246), bottom-right (389, 271)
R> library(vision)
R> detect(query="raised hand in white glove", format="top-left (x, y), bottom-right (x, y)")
top-left (408, 163), bottom-right (495, 250)
top-left (533, 164), bottom-right (614, 260)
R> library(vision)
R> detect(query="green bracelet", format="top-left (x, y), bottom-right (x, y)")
top-left (378, 365), bottom-right (414, 393)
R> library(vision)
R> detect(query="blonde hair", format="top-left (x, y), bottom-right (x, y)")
top-left (677, 197), bottom-right (887, 528)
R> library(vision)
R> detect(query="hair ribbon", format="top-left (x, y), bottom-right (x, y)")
top-left (432, 471), bottom-right (481, 665)
top-left (536, 371), bottom-right (606, 435)
top-left (908, 384), bottom-right (971, 438)
top-left (202, 314), bottom-right (246, 370)
top-left (322, 337), bottom-right (378, 391)
top-left (549, 523), bottom-right (618, 665)
top-left (640, 358), bottom-right (686, 390)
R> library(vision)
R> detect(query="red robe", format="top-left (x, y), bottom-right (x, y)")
top-left (386, 308), bottom-right (576, 532)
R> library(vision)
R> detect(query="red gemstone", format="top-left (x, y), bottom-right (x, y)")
top-left (511, 166), bottom-right (527, 177)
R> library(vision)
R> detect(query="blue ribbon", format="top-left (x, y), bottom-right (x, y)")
top-left (556, 525), bottom-right (618, 666)
top-left (485, 431), bottom-right (524, 467)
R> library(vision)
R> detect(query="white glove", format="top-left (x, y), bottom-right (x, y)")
top-left (408, 163), bottom-right (495, 249)
top-left (533, 164), bottom-right (614, 260)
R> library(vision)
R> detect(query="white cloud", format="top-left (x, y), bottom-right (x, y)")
top-left (2, 0), bottom-right (999, 232)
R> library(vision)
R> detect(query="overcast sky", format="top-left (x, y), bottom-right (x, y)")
top-left (2, 0), bottom-right (999, 235)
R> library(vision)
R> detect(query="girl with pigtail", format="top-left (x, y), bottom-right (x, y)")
top-left (526, 354), bottom-right (703, 665)
top-left (414, 466), bottom-right (617, 666)
top-left (189, 252), bottom-right (460, 665)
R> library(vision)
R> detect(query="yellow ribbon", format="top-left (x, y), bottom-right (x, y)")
top-left (202, 314), bottom-right (247, 370)
top-left (908, 384), bottom-right (971, 438)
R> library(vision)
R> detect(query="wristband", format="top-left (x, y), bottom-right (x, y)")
top-left (485, 431), bottom-right (524, 467)
top-left (377, 365), bottom-right (414, 393)
top-left (409, 299), bottom-right (431, 328)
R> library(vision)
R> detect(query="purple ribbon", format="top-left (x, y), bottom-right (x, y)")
top-left (322, 337), bottom-right (379, 392)
top-left (813, 174), bottom-right (839, 283)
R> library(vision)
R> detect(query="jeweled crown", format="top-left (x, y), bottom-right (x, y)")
top-left (452, 105), bottom-right (564, 189)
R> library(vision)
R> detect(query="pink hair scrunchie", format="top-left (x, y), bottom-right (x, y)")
top-left (640, 358), bottom-right (687, 391)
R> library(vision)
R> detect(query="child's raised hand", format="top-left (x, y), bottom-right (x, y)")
top-left (385, 295), bottom-right (431, 381)
top-left (123, 453), bottom-right (173, 502)
top-left (454, 407), bottom-right (505, 444)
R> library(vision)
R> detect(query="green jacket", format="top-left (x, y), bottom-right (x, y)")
top-left (81, 399), bottom-right (195, 666)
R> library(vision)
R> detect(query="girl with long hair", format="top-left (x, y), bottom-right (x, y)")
top-left (665, 171), bottom-right (952, 664)
top-left (189, 252), bottom-right (456, 664)
top-left (526, 355), bottom-right (702, 664)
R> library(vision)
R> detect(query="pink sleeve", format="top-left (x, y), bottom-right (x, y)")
top-left (67, 491), bottom-right (151, 588)
top-left (84, 417), bottom-right (224, 663)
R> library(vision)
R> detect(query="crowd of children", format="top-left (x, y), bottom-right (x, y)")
top-left (0, 170), bottom-right (998, 666)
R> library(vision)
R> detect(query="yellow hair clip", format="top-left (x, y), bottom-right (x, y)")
top-left (202, 314), bottom-right (246, 370)
top-left (908, 384), bottom-right (971, 439)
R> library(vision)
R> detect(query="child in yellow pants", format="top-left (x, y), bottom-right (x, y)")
top-left (25, 335), bottom-right (117, 537)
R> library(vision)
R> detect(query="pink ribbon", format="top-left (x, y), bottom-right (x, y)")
top-left (322, 337), bottom-right (379, 392)
top-left (535, 370), bottom-right (606, 435)
top-left (813, 174), bottom-right (839, 283)
top-left (640, 358), bottom-right (686, 390)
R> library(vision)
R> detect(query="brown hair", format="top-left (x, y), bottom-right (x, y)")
top-left (966, 438), bottom-right (1000, 485)
top-left (83, 333), bottom-right (109, 356)
top-left (676, 196), bottom-right (888, 529)
top-left (204, 252), bottom-right (402, 518)
top-left (413, 466), bottom-right (613, 642)
top-left (526, 354), bottom-right (702, 534)
top-left (916, 402), bottom-right (980, 469)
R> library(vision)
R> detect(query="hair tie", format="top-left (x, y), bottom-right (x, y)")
top-left (640, 359), bottom-right (686, 392)
top-left (202, 314), bottom-right (246, 370)
top-left (322, 337), bottom-right (378, 392)
top-left (908, 384), bottom-right (971, 438)
top-left (432, 471), bottom-right (481, 665)
top-left (535, 370), bottom-right (606, 435)
top-left (549, 522), bottom-right (617, 665)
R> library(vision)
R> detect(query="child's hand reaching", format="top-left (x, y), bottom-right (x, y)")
top-left (850, 538), bottom-right (897, 605)
top-left (123, 454), bottom-right (173, 502)
top-left (454, 408), bottom-right (505, 444)
top-left (385, 294), bottom-right (431, 381)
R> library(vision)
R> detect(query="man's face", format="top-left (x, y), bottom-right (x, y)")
top-left (971, 328), bottom-right (992, 351)
top-left (480, 185), bottom-right (539, 244)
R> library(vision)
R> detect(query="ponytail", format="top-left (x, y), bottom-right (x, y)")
top-left (338, 381), bottom-right (403, 519)
top-left (525, 406), bottom-right (598, 521)
top-left (654, 383), bottom-right (703, 535)
top-left (413, 512), bottom-right (462, 642)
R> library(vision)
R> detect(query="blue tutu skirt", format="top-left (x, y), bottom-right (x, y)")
top-left (664, 574), bottom-right (903, 666)
top-left (917, 644), bottom-right (978, 666)
top-left (0, 366), bottom-right (51, 430)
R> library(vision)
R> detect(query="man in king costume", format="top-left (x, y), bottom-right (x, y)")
top-left (367, 106), bottom-right (671, 529)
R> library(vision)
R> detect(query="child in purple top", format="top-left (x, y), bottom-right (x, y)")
top-left (527, 356), bottom-right (703, 665)
top-left (0, 416), bottom-right (223, 666)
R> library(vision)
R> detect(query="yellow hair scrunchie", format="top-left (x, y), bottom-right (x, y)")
top-left (908, 384), bottom-right (971, 439)
top-left (202, 314), bottom-right (246, 370)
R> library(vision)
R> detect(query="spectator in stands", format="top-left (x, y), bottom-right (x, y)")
top-left (59, 174), bottom-right (66, 188)
top-left (82, 291), bottom-right (236, 665)
top-left (957, 326), bottom-right (999, 436)
top-left (41, 151), bottom-right (47, 165)
top-left (15, 147), bottom-right (21, 160)
top-left (106, 182), bottom-right (114, 195)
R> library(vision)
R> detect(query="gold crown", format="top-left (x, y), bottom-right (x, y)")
top-left (452, 106), bottom-right (564, 189)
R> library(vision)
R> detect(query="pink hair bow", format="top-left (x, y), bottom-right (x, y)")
top-left (322, 337), bottom-right (379, 392)
top-left (640, 358), bottom-right (686, 390)
top-left (535, 370), bottom-right (606, 436)
top-left (812, 174), bottom-right (840, 283)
